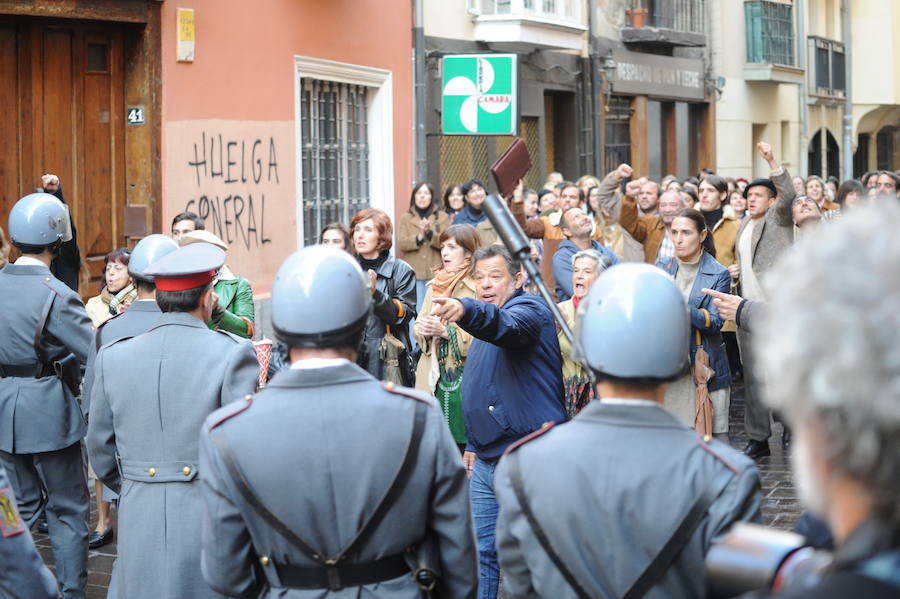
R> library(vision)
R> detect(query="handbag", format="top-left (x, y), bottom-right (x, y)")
top-left (436, 326), bottom-right (467, 444)
top-left (381, 324), bottom-right (416, 387)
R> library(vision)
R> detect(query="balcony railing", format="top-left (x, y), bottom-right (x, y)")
top-left (644, 0), bottom-right (706, 34)
top-left (745, 0), bottom-right (795, 67)
top-left (808, 36), bottom-right (846, 98)
top-left (471, 0), bottom-right (582, 24)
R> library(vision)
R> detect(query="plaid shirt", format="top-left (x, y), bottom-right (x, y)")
top-left (657, 231), bottom-right (675, 262)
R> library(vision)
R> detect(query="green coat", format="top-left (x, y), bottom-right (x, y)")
top-left (210, 276), bottom-right (255, 338)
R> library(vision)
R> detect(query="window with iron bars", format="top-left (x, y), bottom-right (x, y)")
top-left (645, 0), bottom-right (707, 34)
top-left (745, 0), bottom-right (795, 67)
top-left (604, 96), bottom-right (632, 175)
top-left (299, 79), bottom-right (370, 247)
top-left (808, 36), bottom-right (845, 97)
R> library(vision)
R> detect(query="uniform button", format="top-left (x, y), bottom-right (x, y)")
top-left (488, 405), bottom-right (494, 411)
top-left (385, 382), bottom-right (395, 391)
top-left (44, 277), bottom-right (50, 282)
top-left (182, 466), bottom-right (192, 476)
top-left (703, 434), bottom-right (712, 443)
top-left (541, 422), bottom-right (551, 429)
top-left (259, 556), bottom-right (270, 566)
top-left (244, 394), bottom-right (252, 401)
top-left (148, 467), bottom-right (157, 477)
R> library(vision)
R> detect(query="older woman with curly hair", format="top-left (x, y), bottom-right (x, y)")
top-left (351, 208), bottom-right (417, 382)
top-left (85, 248), bottom-right (136, 326)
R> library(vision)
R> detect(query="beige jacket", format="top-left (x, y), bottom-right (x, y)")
top-left (413, 276), bottom-right (476, 394)
top-left (397, 210), bottom-right (450, 279)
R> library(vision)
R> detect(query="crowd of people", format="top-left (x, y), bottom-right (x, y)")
top-left (0, 144), bottom-right (899, 599)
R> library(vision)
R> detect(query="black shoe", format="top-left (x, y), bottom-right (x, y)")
top-left (89, 527), bottom-right (114, 549)
top-left (782, 429), bottom-right (792, 450)
top-left (36, 519), bottom-right (48, 534)
top-left (743, 439), bottom-right (771, 460)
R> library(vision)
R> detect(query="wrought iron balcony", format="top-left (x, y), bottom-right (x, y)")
top-left (808, 36), bottom-right (846, 100)
top-left (468, 0), bottom-right (587, 51)
top-left (621, 0), bottom-right (707, 48)
top-left (743, 0), bottom-right (804, 84)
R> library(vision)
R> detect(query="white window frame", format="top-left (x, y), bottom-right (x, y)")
top-left (293, 56), bottom-right (394, 249)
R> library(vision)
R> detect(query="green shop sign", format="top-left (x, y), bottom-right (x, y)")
top-left (441, 54), bottom-right (518, 135)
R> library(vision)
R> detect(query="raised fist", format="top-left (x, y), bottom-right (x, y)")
top-left (615, 164), bottom-right (633, 181)
top-left (756, 142), bottom-right (774, 162)
top-left (625, 179), bottom-right (643, 197)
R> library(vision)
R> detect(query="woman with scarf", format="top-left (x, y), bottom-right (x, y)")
top-left (557, 249), bottom-right (614, 417)
top-left (397, 182), bottom-right (449, 318)
top-left (414, 224), bottom-right (480, 451)
top-left (84, 247), bottom-right (136, 549)
top-left (85, 248), bottom-right (136, 326)
top-left (351, 208), bottom-right (417, 382)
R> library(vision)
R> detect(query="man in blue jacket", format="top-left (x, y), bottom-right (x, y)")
top-left (432, 244), bottom-right (565, 599)
top-left (551, 207), bottom-right (619, 301)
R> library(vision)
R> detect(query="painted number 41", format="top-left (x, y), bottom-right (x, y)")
top-left (127, 107), bottom-right (145, 125)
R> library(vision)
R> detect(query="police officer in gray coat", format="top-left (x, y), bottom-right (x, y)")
top-left (81, 234), bottom-right (179, 415)
top-left (86, 242), bottom-right (259, 599)
top-left (0, 463), bottom-right (59, 599)
top-left (0, 193), bottom-right (92, 599)
top-left (198, 246), bottom-right (477, 599)
top-left (495, 263), bottom-right (762, 599)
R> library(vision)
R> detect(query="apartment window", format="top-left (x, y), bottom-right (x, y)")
top-left (604, 96), bottom-right (632, 175)
top-left (299, 80), bottom-right (370, 247)
top-left (294, 57), bottom-right (394, 249)
top-left (745, 1), bottom-right (795, 66)
top-left (808, 37), bottom-right (846, 96)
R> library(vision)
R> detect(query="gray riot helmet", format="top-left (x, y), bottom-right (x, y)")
top-left (128, 234), bottom-right (179, 282)
top-left (8, 193), bottom-right (73, 248)
top-left (272, 245), bottom-right (371, 349)
top-left (574, 263), bottom-right (689, 381)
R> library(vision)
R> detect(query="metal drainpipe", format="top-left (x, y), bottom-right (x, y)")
top-left (841, 0), bottom-right (853, 179)
top-left (588, 0), bottom-right (602, 176)
top-left (797, 0), bottom-right (809, 177)
top-left (413, 0), bottom-right (427, 183)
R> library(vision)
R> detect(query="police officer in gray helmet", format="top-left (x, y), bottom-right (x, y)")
top-left (198, 245), bottom-right (477, 599)
top-left (0, 192), bottom-right (92, 599)
top-left (82, 234), bottom-right (179, 416)
top-left (494, 263), bottom-right (763, 599)
top-left (86, 241), bottom-right (259, 599)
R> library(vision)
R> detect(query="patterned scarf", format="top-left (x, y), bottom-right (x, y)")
top-left (101, 283), bottom-right (137, 316)
top-left (430, 260), bottom-right (471, 298)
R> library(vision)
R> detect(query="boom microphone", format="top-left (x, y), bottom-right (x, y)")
top-left (483, 193), bottom-right (575, 345)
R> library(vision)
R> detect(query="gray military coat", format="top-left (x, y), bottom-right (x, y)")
top-left (198, 361), bottom-right (478, 599)
top-left (0, 463), bottom-right (59, 598)
top-left (86, 312), bottom-right (259, 599)
top-left (495, 401), bottom-right (762, 599)
top-left (0, 263), bottom-right (92, 454)
top-left (82, 299), bottom-right (164, 415)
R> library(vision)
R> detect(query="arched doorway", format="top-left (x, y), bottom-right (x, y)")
top-left (808, 128), bottom-right (839, 178)
top-left (876, 125), bottom-right (899, 171)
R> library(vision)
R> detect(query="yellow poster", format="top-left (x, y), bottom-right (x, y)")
top-left (177, 8), bottom-right (195, 62)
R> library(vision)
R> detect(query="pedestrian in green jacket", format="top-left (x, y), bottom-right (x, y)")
top-left (180, 230), bottom-right (255, 338)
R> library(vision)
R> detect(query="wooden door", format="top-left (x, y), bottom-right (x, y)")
top-left (0, 18), bottom-right (126, 294)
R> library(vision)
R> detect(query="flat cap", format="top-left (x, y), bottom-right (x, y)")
top-left (180, 229), bottom-right (228, 251)
top-left (743, 178), bottom-right (778, 199)
top-left (144, 242), bottom-right (225, 291)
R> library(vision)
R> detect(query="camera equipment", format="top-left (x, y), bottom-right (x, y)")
top-left (706, 522), bottom-right (832, 598)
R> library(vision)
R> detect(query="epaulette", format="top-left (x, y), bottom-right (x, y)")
top-left (504, 421), bottom-right (556, 456)
top-left (696, 433), bottom-right (740, 475)
top-left (209, 394), bottom-right (254, 430)
top-left (94, 316), bottom-right (126, 351)
top-left (380, 381), bottom-right (433, 405)
top-left (40, 276), bottom-right (65, 298)
top-left (213, 328), bottom-right (246, 343)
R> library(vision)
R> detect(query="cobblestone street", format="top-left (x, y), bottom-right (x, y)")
top-left (31, 382), bottom-right (800, 598)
